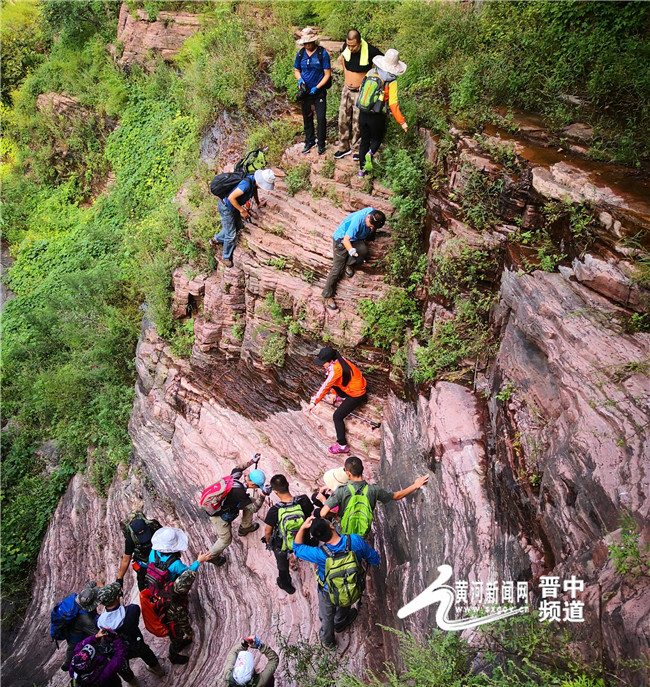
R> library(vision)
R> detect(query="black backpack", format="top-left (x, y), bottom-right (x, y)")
top-left (298, 46), bottom-right (333, 90)
top-left (209, 172), bottom-right (249, 200)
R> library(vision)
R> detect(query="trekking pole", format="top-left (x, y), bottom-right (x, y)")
top-left (324, 401), bottom-right (381, 430)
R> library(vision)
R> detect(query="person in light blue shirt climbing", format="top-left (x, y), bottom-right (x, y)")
top-left (322, 207), bottom-right (386, 311)
top-left (148, 527), bottom-right (211, 581)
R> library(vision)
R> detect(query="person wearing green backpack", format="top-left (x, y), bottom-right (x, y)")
top-left (293, 516), bottom-right (380, 649)
top-left (319, 456), bottom-right (429, 537)
top-left (262, 474), bottom-right (314, 595)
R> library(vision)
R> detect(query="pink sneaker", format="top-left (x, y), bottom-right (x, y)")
top-left (334, 396), bottom-right (345, 404)
top-left (328, 444), bottom-right (350, 454)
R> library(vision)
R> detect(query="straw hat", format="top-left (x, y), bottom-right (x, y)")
top-left (297, 27), bottom-right (320, 45)
top-left (324, 467), bottom-right (349, 491)
top-left (151, 527), bottom-right (189, 553)
top-left (372, 49), bottom-right (407, 76)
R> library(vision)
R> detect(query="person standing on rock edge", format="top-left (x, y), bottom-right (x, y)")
top-left (307, 347), bottom-right (368, 455)
top-left (207, 460), bottom-right (268, 567)
top-left (334, 30), bottom-right (383, 161)
top-left (117, 512), bottom-right (162, 592)
top-left (357, 49), bottom-right (408, 177)
top-left (262, 473), bottom-right (314, 595)
top-left (294, 27), bottom-right (331, 156)
top-left (223, 636), bottom-right (279, 687)
top-left (321, 207), bottom-right (386, 311)
top-left (210, 169), bottom-right (276, 268)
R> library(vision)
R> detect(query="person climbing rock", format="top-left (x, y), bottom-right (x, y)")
top-left (293, 516), bottom-right (380, 649)
top-left (311, 467), bottom-right (350, 518)
top-left (334, 30), bottom-right (383, 161)
top-left (117, 511), bottom-right (162, 592)
top-left (318, 456), bottom-right (429, 538)
top-left (96, 582), bottom-right (164, 685)
top-left (53, 582), bottom-right (101, 673)
top-left (210, 169), bottom-right (275, 267)
top-left (357, 49), bottom-right (408, 177)
top-left (321, 207), bottom-right (386, 311)
top-left (147, 527), bottom-right (212, 589)
top-left (205, 459), bottom-right (268, 567)
top-left (263, 473), bottom-right (314, 595)
top-left (294, 27), bottom-right (331, 156)
top-left (223, 636), bottom-right (279, 687)
top-left (69, 628), bottom-right (128, 687)
top-left (307, 347), bottom-right (368, 454)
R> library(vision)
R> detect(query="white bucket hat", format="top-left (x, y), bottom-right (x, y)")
top-left (373, 49), bottom-right (407, 76)
top-left (254, 168), bottom-right (275, 191)
top-left (297, 27), bottom-right (320, 45)
top-left (232, 650), bottom-right (255, 685)
top-left (151, 527), bottom-right (189, 553)
top-left (98, 606), bottom-right (126, 631)
top-left (324, 467), bottom-right (349, 491)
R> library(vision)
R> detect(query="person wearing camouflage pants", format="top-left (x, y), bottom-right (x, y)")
top-left (152, 570), bottom-right (197, 665)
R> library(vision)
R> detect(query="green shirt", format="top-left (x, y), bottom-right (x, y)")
top-left (325, 480), bottom-right (394, 516)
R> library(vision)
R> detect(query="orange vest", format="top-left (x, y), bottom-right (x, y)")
top-left (312, 358), bottom-right (367, 404)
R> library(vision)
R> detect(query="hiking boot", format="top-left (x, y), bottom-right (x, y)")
top-left (146, 663), bottom-right (165, 677)
top-left (334, 149), bottom-right (351, 159)
top-left (169, 652), bottom-right (190, 665)
top-left (277, 577), bottom-right (296, 595)
top-left (220, 258), bottom-right (233, 268)
top-left (61, 663), bottom-right (70, 672)
top-left (238, 523), bottom-right (260, 537)
top-left (353, 153), bottom-right (360, 162)
top-left (328, 444), bottom-right (350, 454)
top-left (302, 142), bottom-right (316, 154)
top-left (364, 152), bottom-right (373, 171)
top-left (206, 555), bottom-right (227, 567)
top-left (125, 678), bottom-right (139, 686)
top-left (334, 396), bottom-right (345, 404)
top-left (321, 639), bottom-right (337, 650)
top-left (357, 170), bottom-right (366, 178)
top-left (324, 298), bottom-right (338, 311)
top-left (335, 607), bottom-right (359, 633)
top-left (345, 265), bottom-right (355, 278)
top-left (318, 145), bottom-right (326, 155)
top-left (209, 236), bottom-right (222, 248)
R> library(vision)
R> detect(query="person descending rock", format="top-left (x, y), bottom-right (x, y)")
top-left (52, 582), bottom-right (101, 673)
top-left (210, 169), bottom-right (276, 267)
top-left (69, 628), bottom-right (127, 687)
top-left (357, 49), bottom-right (408, 177)
top-left (307, 347), bottom-right (368, 454)
top-left (262, 473), bottom-right (314, 595)
top-left (117, 511), bottom-right (162, 592)
top-left (334, 30), bottom-right (383, 161)
top-left (319, 456), bottom-right (429, 538)
top-left (223, 636), bottom-right (279, 687)
top-left (96, 582), bottom-right (164, 685)
top-left (293, 516), bottom-right (380, 649)
top-left (294, 27), bottom-right (331, 156)
top-left (321, 207), bottom-right (386, 311)
top-left (147, 527), bottom-right (212, 590)
top-left (204, 458), bottom-right (268, 567)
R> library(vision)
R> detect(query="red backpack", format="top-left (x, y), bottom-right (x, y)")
top-left (200, 475), bottom-right (235, 515)
top-left (140, 589), bottom-right (169, 637)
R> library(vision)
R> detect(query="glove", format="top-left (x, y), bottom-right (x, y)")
top-left (310, 86), bottom-right (318, 95)
top-left (348, 248), bottom-right (358, 257)
top-left (298, 78), bottom-right (305, 86)
top-left (116, 578), bottom-right (124, 588)
top-left (262, 484), bottom-right (272, 496)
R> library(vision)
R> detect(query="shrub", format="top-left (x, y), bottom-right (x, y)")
top-left (260, 333), bottom-right (286, 367)
top-left (358, 288), bottom-right (421, 350)
top-left (285, 163), bottom-right (312, 196)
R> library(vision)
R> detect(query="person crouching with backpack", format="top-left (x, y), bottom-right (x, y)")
top-left (262, 474), bottom-right (314, 595)
top-left (292, 516), bottom-right (379, 650)
top-left (210, 169), bottom-right (276, 267)
top-left (357, 49), bottom-right (408, 177)
top-left (69, 628), bottom-right (127, 687)
top-left (223, 636), bottom-right (279, 687)
top-left (54, 582), bottom-right (101, 673)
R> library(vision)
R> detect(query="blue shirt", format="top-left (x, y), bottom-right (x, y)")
top-left (332, 207), bottom-right (375, 242)
top-left (294, 47), bottom-right (331, 89)
top-left (224, 175), bottom-right (255, 212)
top-left (149, 550), bottom-right (200, 580)
top-left (293, 534), bottom-right (380, 590)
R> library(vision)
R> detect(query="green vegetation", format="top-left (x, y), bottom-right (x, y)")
top-left (358, 288), bottom-right (421, 351)
top-left (285, 162), bottom-right (312, 197)
top-left (260, 333), bottom-right (287, 368)
top-left (608, 511), bottom-right (650, 576)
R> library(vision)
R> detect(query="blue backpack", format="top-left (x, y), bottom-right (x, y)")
top-left (50, 594), bottom-right (83, 645)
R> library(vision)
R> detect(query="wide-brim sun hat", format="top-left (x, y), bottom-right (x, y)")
top-left (254, 168), bottom-right (275, 191)
top-left (232, 650), bottom-right (255, 685)
top-left (372, 48), bottom-right (407, 76)
top-left (297, 27), bottom-right (320, 45)
top-left (324, 467), bottom-right (349, 491)
top-left (151, 527), bottom-right (189, 553)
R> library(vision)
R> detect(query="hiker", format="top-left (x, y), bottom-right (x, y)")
top-left (53, 582), bottom-right (101, 673)
top-left (311, 467), bottom-right (349, 518)
top-left (68, 628), bottom-right (127, 687)
top-left (321, 207), bottom-right (386, 310)
top-left (210, 169), bottom-right (276, 267)
top-left (293, 516), bottom-right (380, 649)
top-left (294, 27), bottom-right (331, 156)
top-left (205, 458), bottom-right (268, 567)
top-left (117, 511), bottom-right (162, 592)
top-left (223, 636), bottom-right (279, 687)
top-left (96, 582), bottom-right (164, 684)
top-left (148, 527), bottom-right (212, 587)
top-left (262, 473), bottom-right (314, 594)
top-left (307, 347), bottom-right (368, 454)
top-left (334, 30), bottom-right (383, 161)
top-left (319, 456), bottom-right (429, 538)
top-left (357, 49), bottom-right (408, 177)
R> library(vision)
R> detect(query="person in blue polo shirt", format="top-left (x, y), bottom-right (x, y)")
top-left (321, 207), bottom-right (386, 311)
top-left (293, 516), bottom-right (380, 649)
top-left (294, 27), bottom-right (331, 156)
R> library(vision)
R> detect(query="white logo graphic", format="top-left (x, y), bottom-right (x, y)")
top-left (398, 565), bottom-right (527, 630)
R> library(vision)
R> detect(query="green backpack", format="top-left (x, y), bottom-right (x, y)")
top-left (320, 537), bottom-right (364, 607)
top-left (276, 499), bottom-right (305, 552)
top-left (340, 484), bottom-right (373, 538)
top-left (356, 70), bottom-right (385, 114)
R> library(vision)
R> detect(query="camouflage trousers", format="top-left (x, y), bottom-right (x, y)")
top-left (337, 85), bottom-right (361, 153)
top-left (165, 597), bottom-right (193, 654)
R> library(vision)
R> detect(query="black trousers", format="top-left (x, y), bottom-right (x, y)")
top-left (359, 111), bottom-right (387, 167)
top-left (135, 565), bottom-right (148, 592)
top-left (274, 549), bottom-right (292, 586)
top-left (119, 638), bottom-right (159, 682)
top-left (332, 387), bottom-right (368, 446)
top-left (301, 92), bottom-right (327, 147)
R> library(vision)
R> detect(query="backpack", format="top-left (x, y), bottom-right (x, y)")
top-left (227, 675), bottom-right (260, 687)
top-left (320, 537), bottom-right (365, 607)
top-left (340, 484), bottom-right (373, 538)
top-left (209, 172), bottom-right (252, 200)
top-left (200, 475), bottom-right (236, 515)
top-left (298, 46), bottom-right (333, 90)
top-left (144, 551), bottom-right (182, 592)
top-left (120, 510), bottom-right (161, 563)
top-left (356, 71), bottom-right (386, 113)
top-left (276, 499), bottom-right (305, 552)
top-left (50, 594), bottom-right (82, 645)
top-left (235, 149), bottom-right (267, 175)
top-left (139, 589), bottom-right (170, 637)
